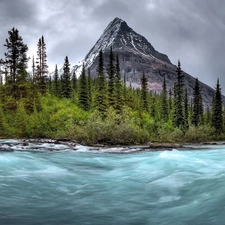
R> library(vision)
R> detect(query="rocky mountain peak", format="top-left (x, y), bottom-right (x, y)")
top-left (70, 17), bottom-right (219, 107)
top-left (83, 17), bottom-right (170, 68)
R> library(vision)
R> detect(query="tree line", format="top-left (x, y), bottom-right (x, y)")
top-left (0, 27), bottom-right (224, 143)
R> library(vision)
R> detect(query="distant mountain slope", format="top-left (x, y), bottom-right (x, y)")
top-left (71, 17), bottom-right (220, 107)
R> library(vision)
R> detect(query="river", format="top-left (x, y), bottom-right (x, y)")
top-left (0, 139), bottom-right (225, 224)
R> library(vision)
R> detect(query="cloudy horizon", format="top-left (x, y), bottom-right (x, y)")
top-left (0, 0), bottom-right (225, 93)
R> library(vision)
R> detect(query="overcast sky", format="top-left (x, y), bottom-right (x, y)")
top-left (0, 0), bottom-right (225, 92)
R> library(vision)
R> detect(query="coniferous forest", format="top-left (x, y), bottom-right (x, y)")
top-left (0, 28), bottom-right (224, 144)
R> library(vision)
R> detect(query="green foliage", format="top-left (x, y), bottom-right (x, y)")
top-left (94, 50), bottom-right (107, 114)
top-left (107, 47), bottom-right (115, 106)
top-left (160, 77), bottom-right (168, 121)
top-left (1, 27), bottom-right (225, 144)
top-left (140, 72), bottom-right (148, 111)
top-left (114, 55), bottom-right (123, 113)
top-left (0, 105), bottom-right (6, 136)
top-left (184, 125), bottom-right (215, 142)
top-left (212, 79), bottom-right (223, 134)
top-left (61, 56), bottom-right (71, 98)
top-left (35, 36), bottom-right (48, 95)
top-left (53, 64), bottom-right (60, 97)
top-left (4, 27), bottom-right (29, 84)
top-left (83, 107), bottom-right (149, 144)
top-left (78, 65), bottom-right (89, 111)
top-left (173, 60), bottom-right (185, 128)
top-left (192, 78), bottom-right (203, 126)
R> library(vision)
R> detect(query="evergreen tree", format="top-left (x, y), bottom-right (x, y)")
top-left (48, 75), bottom-right (52, 94)
top-left (150, 93), bottom-right (156, 118)
top-left (0, 105), bottom-right (5, 136)
top-left (205, 107), bottom-right (211, 125)
top-left (4, 27), bottom-right (29, 84)
top-left (123, 73), bottom-right (127, 103)
top-left (212, 79), bottom-right (223, 134)
top-left (61, 56), bottom-right (71, 98)
top-left (32, 56), bottom-right (35, 81)
top-left (87, 68), bottom-right (92, 108)
top-left (184, 89), bottom-right (189, 129)
top-left (78, 65), bottom-right (89, 111)
top-left (114, 55), bottom-right (123, 112)
top-left (35, 36), bottom-right (48, 94)
top-left (94, 50), bottom-right (107, 114)
top-left (173, 60), bottom-right (185, 128)
top-left (53, 64), bottom-right (60, 97)
top-left (161, 77), bottom-right (168, 121)
top-left (192, 78), bottom-right (203, 126)
top-left (107, 47), bottom-right (115, 106)
top-left (140, 71), bottom-right (148, 111)
top-left (71, 70), bottom-right (77, 92)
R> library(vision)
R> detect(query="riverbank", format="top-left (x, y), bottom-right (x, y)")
top-left (1, 138), bottom-right (225, 152)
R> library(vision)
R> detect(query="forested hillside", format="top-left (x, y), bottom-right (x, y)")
top-left (0, 28), bottom-right (224, 144)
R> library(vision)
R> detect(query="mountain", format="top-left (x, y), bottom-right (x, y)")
top-left (72, 17), bottom-right (218, 107)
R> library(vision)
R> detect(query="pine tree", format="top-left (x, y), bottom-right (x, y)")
top-left (140, 71), bottom-right (148, 111)
top-left (94, 50), bottom-right (107, 114)
top-left (71, 70), bottom-right (77, 92)
top-left (107, 47), bottom-right (115, 106)
top-left (61, 56), bottom-right (71, 98)
top-left (184, 89), bottom-right (189, 129)
top-left (32, 56), bottom-right (35, 81)
top-left (123, 73), bottom-right (127, 103)
top-left (78, 65), bottom-right (89, 111)
top-left (0, 105), bottom-right (5, 136)
top-left (192, 78), bottom-right (203, 126)
top-left (212, 79), bottom-right (223, 134)
top-left (150, 93), bottom-right (156, 118)
top-left (173, 60), bottom-right (185, 128)
top-left (4, 27), bottom-right (29, 84)
top-left (87, 68), bottom-right (92, 108)
top-left (161, 77), bottom-right (168, 121)
top-left (205, 107), bottom-right (211, 125)
top-left (53, 64), bottom-right (60, 97)
top-left (114, 55), bottom-right (123, 112)
top-left (35, 36), bottom-right (48, 94)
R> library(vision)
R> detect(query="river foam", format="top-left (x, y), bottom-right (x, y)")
top-left (0, 140), bottom-right (225, 224)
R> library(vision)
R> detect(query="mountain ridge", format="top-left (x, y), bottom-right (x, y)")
top-left (70, 17), bottom-right (221, 108)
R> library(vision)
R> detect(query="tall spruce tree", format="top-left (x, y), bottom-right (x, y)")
top-left (4, 27), bottom-right (29, 84)
top-left (94, 50), bottom-right (107, 114)
top-left (140, 71), bottom-right (148, 111)
top-left (53, 64), bottom-right (60, 97)
top-left (78, 65), bottom-right (89, 111)
top-left (114, 55), bottom-right (123, 112)
top-left (107, 47), bottom-right (115, 106)
top-left (184, 89), bottom-right (189, 129)
top-left (150, 93), bottom-right (156, 118)
top-left (161, 77), bottom-right (168, 121)
top-left (35, 36), bottom-right (48, 94)
top-left (87, 68), bottom-right (92, 108)
top-left (212, 79), bottom-right (223, 134)
top-left (192, 78), bottom-right (203, 126)
top-left (173, 60), bottom-right (185, 128)
top-left (71, 70), bottom-right (77, 92)
top-left (32, 56), bottom-right (35, 81)
top-left (168, 88), bottom-right (173, 112)
top-left (61, 56), bottom-right (71, 98)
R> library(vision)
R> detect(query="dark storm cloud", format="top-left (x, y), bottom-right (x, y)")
top-left (0, 0), bottom-right (225, 92)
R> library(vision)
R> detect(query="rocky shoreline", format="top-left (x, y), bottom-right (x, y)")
top-left (0, 138), bottom-right (225, 152)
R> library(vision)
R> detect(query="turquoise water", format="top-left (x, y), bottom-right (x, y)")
top-left (0, 141), bottom-right (225, 224)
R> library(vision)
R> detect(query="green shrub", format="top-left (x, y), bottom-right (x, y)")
top-left (82, 108), bottom-right (149, 144)
top-left (183, 125), bottom-right (215, 142)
